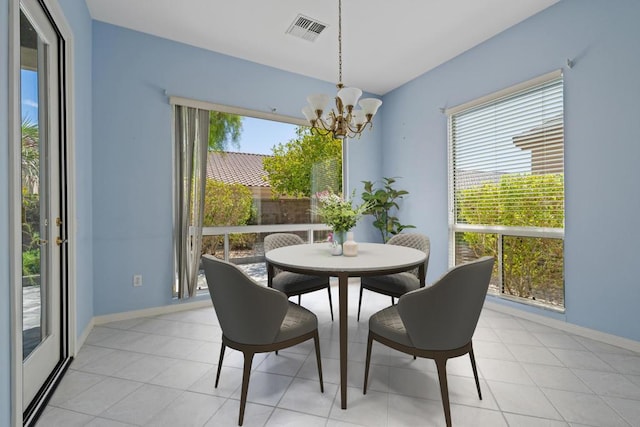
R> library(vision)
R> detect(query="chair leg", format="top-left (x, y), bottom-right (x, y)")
top-left (238, 351), bottom-right (255, 426)
top-left (313, 330), bottom-right (324, 393)
top-left (298, 294), bottom-right (301, 305)
top-left (327, 285), bottom-right (334, 322)
top-left (357, 285), bottom-right (364, 321)
top-left (363, 333), bottom-right (373, 394)
top-left (435, 357), bottom-right (452, 427)
top-left (469, 345), bottom-right (482, 400)
top-left (391, 296), bottom-right (395, 306)
top-left (215, 343), bottom-right (226, 388)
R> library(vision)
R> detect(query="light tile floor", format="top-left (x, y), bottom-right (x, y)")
top-left (38, 279), bottom-right (640, 426)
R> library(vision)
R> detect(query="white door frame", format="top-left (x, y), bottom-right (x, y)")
top-left (8, 0), bottom-right (77, 425)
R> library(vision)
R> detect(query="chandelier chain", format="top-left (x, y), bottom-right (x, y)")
top-left (338, 0), bottom-right (342, 85)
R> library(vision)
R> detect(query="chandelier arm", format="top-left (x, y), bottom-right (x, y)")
top-left (310, 124), bottom-right (335, 137)
top-left (316, 114), bottom-right (337, 134)
top-left (345, 122), bottom-right (364, 134)
top-left (315, 120), bottom-right (329, 132)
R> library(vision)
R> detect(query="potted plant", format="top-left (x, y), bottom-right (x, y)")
top-left (361, 177), bottom-right (415, 242)
top-left (313, 190), bottom-right (370, 250)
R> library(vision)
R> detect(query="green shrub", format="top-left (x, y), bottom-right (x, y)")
top-left (201, 179), bottom-right (254, 255)
top-left (458, 173), bottom-right (564, 303)
top-left (23, 249), bottom-right (40, 278)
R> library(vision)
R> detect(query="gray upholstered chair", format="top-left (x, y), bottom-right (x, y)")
top-left (357, 233), bottom-right (430, 321)
top-left (363, 256), bottom-right (494, 427)
top-left (264, 233), bottom-right (334, 321)
top-left (202, 255), bottom-right (324, 426)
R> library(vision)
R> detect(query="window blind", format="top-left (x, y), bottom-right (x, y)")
top-left (449, 73), bottom-right (564, 229)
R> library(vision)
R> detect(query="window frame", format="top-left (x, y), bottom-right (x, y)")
top-left (446, 70), bottom-right (565, 311)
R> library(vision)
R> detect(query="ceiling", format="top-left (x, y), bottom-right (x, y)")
top-left (86, 0), bottom-right (559, 95)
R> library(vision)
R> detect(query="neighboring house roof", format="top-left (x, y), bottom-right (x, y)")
top-left (206, 151), bottom-right (271, 188)
top-left (512, 116), bottom-right (563, 149)
top-left (512, 116), bottom-right (564, 174)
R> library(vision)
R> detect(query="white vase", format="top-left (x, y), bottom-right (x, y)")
top-left (342, 231), bottom-right (358, 257)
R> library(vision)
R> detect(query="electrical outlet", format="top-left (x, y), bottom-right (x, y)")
top-left (133, 274), bottom-right (143, 287)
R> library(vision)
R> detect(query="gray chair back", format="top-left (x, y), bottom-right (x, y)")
top-left (264, 233), bottom-right (304, 251)
top-left (387, 233), bottom-right (430, 276)
top-left (202, 255), bottom-right (288, 345)
top-left (264, 233), bottom-right (305, 275)
top-left (397, 256), bottom-right (494, 350)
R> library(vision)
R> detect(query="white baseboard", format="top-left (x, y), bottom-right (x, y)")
top-left (75, 317), bottom-right (95, 356)
top-left (93, 299), bottom-right (211, 326)
top-left (75, 299), bottom-right (212, 354)
top-left (485, 301), bottom-right (640, 354)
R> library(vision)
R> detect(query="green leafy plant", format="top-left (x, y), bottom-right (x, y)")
top-left (208, 111), bottom-right (243, 151)
top-left (21, 118), bottom-right (40, 193)
top-left (22, 249), bottom-right (41, 285)
top-left (361, 177), bottom-right (414, 242)
top-left (263, 127), bottom-right (342, 198)
top-left (312, 190), bottom-right (371, 233)
top-left (201, 179), bottom-right (256, 255)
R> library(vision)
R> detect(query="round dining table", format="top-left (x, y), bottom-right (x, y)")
top-left (265, 242), bottom-right (427, 409)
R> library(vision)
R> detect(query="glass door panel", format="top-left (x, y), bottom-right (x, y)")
top-left (20, 9), bottom-right (47, 359)
top-left (19, 0), bottom-right (64, 410)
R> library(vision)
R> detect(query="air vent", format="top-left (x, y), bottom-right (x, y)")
top-left (286, 14), bottom-right (327, 42)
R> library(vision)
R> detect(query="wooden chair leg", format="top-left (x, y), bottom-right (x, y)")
top-left (391, 296), bottom-right (395, 305)
top-left (238, 351), bottom-right (255, 426)
top-left (435, 357), bottom-right (452, 427)
top-left (313, 330), bottom-right (324, 392)
top-left (469, 345), bottom-right (482, 400)
top-left (298, 294), bottom-right (301, 305)
top-left (327, 285), bottom-right (334, 322)
top-left (357, 285), bottom-right (364, 321)
top-left (215, 343), bottom-right (226, 388)
top-left (363, 333), bottom-right (373, 394)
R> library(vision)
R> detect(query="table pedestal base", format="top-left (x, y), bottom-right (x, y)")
top-left (338, 273), bottom-right (348, 409)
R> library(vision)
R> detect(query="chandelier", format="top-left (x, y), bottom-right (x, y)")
top-left (302, 0), bottom-right (382, 139)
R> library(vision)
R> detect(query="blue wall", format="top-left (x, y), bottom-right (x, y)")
top-left (381, 0), bottom-right (640, 340)
top-left (91, 22), bottom-right (382, 315)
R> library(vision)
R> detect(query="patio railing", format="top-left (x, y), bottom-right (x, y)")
top-left (189, 224), bottom-right (332, 292)
top-left (200, 223), bottom-right (331, 262)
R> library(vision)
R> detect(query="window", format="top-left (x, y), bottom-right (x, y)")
top-left (200, 112), bottom-right (341, 265)
top-left (447, 71), bottom-right (565, 310)
top-left (171, 97), bottom-right (342, 297)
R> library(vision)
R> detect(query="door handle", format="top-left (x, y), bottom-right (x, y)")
top-left (56, 237), bottom-right (67, 246)
top-left (39, 239), bottom-right (48, 246)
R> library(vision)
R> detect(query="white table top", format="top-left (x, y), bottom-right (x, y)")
top-left (265, 242), bottom-right (426, 274)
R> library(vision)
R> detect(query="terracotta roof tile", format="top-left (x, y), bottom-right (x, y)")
top-left (206, 151), bottom-right (271, 187)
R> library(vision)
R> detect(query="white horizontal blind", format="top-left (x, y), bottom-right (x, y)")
top-left (450, 74), bottom-right (564, 229)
